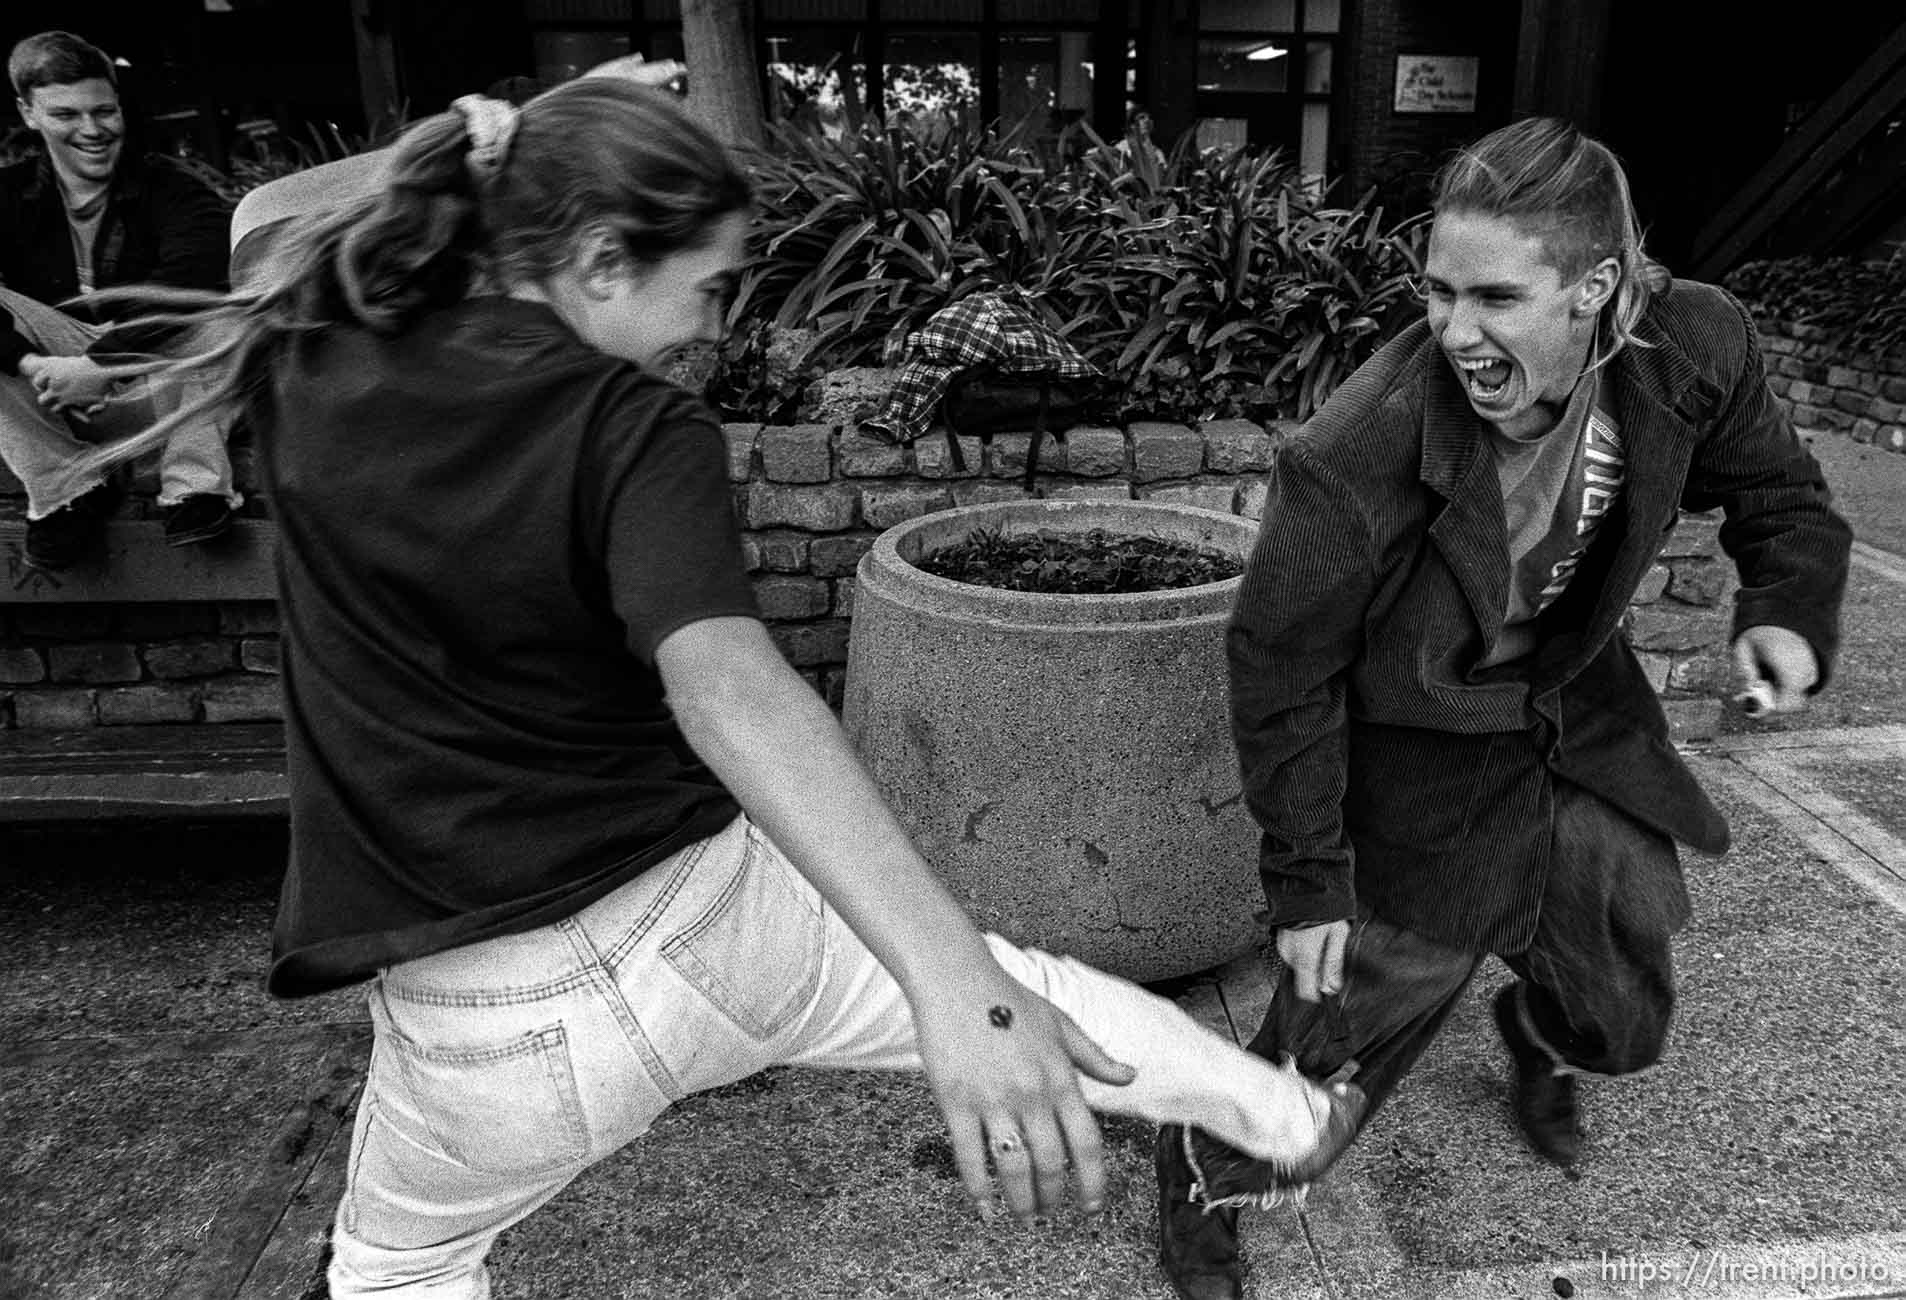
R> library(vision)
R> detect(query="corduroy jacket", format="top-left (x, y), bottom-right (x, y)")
top-left (0, 150), bottom-right (230, 375)
top-left (1228, 277), bottom-right (1852, 955)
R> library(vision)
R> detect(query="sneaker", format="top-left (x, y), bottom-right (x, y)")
top-left (23, 482), bottom-right (119, 571)
top-left (1492, 984), bottom-right (1581, 1166)
top-left (163, 494), bottom-right (234, 547)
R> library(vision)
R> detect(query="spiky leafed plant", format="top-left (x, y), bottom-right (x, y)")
top-left (718, 115), bottom-right (1430, 425)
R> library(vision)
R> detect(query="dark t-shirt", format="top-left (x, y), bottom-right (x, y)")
top-left (262, 297), bottom-right (757, 996)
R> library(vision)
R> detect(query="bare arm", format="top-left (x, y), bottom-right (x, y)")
top-left (655, 615), bottom-right (1133, 1221)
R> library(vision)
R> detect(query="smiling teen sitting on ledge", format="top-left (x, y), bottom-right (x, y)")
top-left (0, 30), bottom-right (240, 571)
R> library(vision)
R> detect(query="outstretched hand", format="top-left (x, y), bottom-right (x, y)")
top-left (910, 962), bottom-right (1135, 1224)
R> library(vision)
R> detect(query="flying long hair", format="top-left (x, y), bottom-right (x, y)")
top-left (63, 77), bottom-right (752, 496)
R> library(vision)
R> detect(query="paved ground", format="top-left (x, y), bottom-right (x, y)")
top-left (2, 430), bottom-right (1902, 1300)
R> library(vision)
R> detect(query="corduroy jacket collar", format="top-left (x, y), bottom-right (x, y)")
top-left (1411, 279), bottom-right (1733, 692)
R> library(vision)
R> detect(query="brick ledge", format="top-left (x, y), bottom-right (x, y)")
top-left (0, 520), bottom-right (277, 604)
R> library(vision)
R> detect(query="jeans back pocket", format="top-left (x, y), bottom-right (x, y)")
top-left (382, 1016), bottom-right (589, 1177)
top-left (661, 823), bottom-right (825, 1041)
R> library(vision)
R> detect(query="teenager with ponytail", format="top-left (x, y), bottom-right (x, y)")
top-left (78, 78), bottom-right (1360, 1297)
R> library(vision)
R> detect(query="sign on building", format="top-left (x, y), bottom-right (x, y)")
top-left (1393, 54), bottom-right (1479, 114)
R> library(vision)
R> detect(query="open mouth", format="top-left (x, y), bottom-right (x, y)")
top-left (1454, 356), bottom-right (1512, 403)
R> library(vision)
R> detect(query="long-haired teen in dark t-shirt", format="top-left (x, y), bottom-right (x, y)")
top-left (69, 76), bottom-right (1360, 1297)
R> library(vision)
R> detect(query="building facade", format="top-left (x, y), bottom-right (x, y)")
top-left (3, 0), bottom-right (1899, 274)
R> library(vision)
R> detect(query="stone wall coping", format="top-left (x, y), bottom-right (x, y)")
top-left (1, 522), bottom-right (278, 605)
top-left (0, 409), bottom-right (1750, 739)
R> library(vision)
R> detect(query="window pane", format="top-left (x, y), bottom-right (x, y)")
top-left (765, 29), bottom-right (872, 136)
top-left (526, 0), bottom-right (630, 18)
top-left (1056, 32), bottom-right (1094, 112)
top-left (998, 31), bottom-right (1094, 143)
top-left (1200, 0), bottom-right (1294, 32)
top-left (534, 29), bottom-right (632, 85)
top-left (884, 31), bottom-right (980, 122)
top-left (1301, 100), bottom-right (1329, 183)
top-left (1197, 118), bottom-right (1250, 152)
top-left (1197, 38), bottom-right (1288, 93)
top-left (1303, 40), bottom-right (1332, 94)
top-left (1000, 0), bottom-right (1100, 19)
top-left (1000, 35), bottom-right (1056, 133)
top-left (763, 0), bottom-right (866, 17)
top-left (1305, 0), bottom-right (1341, 32)
top-left (884, 0), bottom-right (981, 19)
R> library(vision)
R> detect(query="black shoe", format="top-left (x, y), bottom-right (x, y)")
top-left (1179, 1066), bottom-right (1369, 1209)
top-left (1493, 984), bottom-right (1581, 1166)
top-left (24, 482), bottom-right (119, 571)
top-left (1156, 1124), bottom-right (1243, 1300)
top-left (163, 494), bottom-right (234, 547)
top-left (1155, 1077), bottom-right (1367, 1300)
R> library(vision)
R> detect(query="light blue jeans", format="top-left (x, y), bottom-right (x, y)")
top-left (330, 814), bottom-right (1322, 1298)
top-left (0, 286), bottom-right (239, 517)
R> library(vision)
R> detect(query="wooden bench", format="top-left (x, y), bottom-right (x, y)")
top-left (0, 722), bottom-right (286, 822)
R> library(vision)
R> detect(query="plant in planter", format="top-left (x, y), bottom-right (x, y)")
top-left (842, 499), bottom-right (1265, 981)
top-left (917, 524), bottom-right (1243, 593)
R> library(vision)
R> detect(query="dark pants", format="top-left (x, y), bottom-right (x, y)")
top-left (1245, 780), bottom-right (1682, 1122)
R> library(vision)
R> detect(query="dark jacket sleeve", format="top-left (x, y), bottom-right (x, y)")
top-left (0, 168), bottom-right (32, 375)
top-left (1226, 439), bottom-right (1376, 927)
top-left (87, 159), bottom-right (232, 362)
top-left (0, 304), bottom-right (28, 376)
top-left (1678, 289), bottom-right (1853, 686)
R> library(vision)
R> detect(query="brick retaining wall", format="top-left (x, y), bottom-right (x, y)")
top-left (1758, 320), bottom-right (1906, 453)
top-left (1, 417), bottom-right (1737, 738)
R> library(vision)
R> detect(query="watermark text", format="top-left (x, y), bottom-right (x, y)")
top-left (1598, 1250), bottom-right (1892, 1288)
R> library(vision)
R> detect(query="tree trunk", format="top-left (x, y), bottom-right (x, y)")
top-left (681, 0), bottom-right (767, 151)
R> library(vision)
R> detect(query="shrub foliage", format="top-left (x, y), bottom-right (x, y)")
top-left (1725, 253), bottom-right (1906, 361)
top-left (713, 118), bottom-right (1430, 426)
top-left (88, 108), bottom-right (1428, 428)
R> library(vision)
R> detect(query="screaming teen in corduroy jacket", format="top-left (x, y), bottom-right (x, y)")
top-left (1153, 117), bottom-right (1852, 1300)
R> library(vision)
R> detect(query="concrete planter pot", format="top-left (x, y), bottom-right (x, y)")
top-left (842, 499), bottom-right (1263, 981)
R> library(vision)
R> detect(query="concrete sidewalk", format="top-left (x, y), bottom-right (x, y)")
top-left (11, 723), bottom-right (1894, 1300)
top-left (1212, 724), bottom-right (1906, 1300)
top-left (2, 429), bottom-right (1902, 1300)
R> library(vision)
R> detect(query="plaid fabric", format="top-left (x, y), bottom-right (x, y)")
top-left (861, 292), bottom-right (1101, 444)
